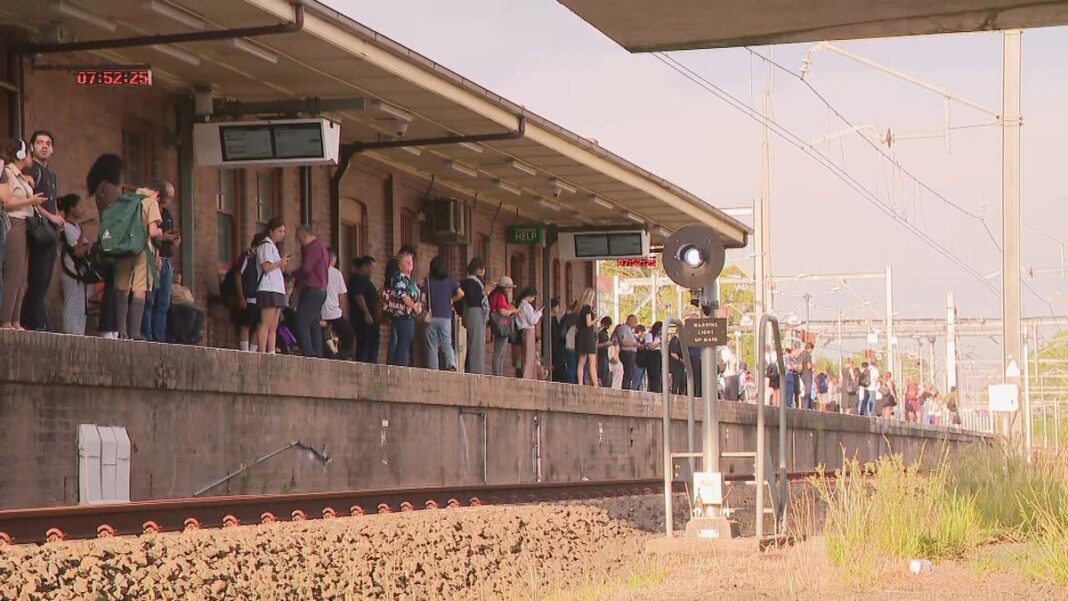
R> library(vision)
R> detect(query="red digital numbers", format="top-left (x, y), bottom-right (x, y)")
top-left (616, 257), bottom-right (657, 268)
top-left (73, 70), bottom-right (153, 87)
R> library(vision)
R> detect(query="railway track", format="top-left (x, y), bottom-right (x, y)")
top-left (0, 472), bottom-right (820, 545)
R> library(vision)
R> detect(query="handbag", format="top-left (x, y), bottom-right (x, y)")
top-left (420, 278), bottom-right (434, 324)
top-left (27, 207), bottom-right (58, 247)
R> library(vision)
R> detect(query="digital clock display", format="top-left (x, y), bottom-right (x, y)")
top-left (74, 70), bottom-right (153, 87)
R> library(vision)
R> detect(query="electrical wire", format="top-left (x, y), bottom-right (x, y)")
top-left (651, 52), bottom-right (1000, 296)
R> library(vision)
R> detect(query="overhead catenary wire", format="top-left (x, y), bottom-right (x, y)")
top-left (744, 47), bottom-right (1058, 313)
top-left (652, 52), bottom-right (1000, 296)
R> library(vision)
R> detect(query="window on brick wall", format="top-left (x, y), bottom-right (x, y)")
top-left (121, 125), bottom-right (152, 188)
top-left (339, 198), bottom-right (365, 276)
top-left (565, 262), bottom-right (574, 305)
top-left (399, 209), bottom-right (416, 248)
top-left (476, 233), bottom-right (489, 263)
top-left (552, 259), bottom-right (560, 303)
top-left (255, 170), bottom-right (281, 228)
top-left (510, 252), bottom-right (525, 291)
top-left (217, 171), bottom-right (241, 272)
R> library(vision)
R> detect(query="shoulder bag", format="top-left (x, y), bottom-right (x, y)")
top-left (420, 278), bottom-right (434, 324)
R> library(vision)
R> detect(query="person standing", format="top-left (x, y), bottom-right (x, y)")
top-left (322, 248), bottom-right (355, 360)
top-left (57, 194), bottom-right (90, 335)
top-left (946, 385), bottom-right (961, 425)
top-left (866, 361), bottom-right (881, 416)
top-left (841, 358), bottom-right (859, 415)
top-left (614, 314), bottom-right (640, 390)
top-left (632, 324), bottom-right (648, 391)
top-left (86, 154), bottom-right (124, 339)
top-left (668, 334), bottom-right (687, 395)
top-left (574, 288), bottom-right (599, 387)
top-left (596, 316), bottom-right (613, 387)
top-left (423, 255), bottom-right (463, 371)
top-left (1, 139), bottom-right (47, 330)
top-left (21, 131), bottom-right (63, 332)
top-left (488, 276), bottom-right (516, 376)
top-left (799, 342), bottom-right (815, 410)
top-left (515, 286), bottom-right (543, 379)
top-left (386, 247), bottom-right (421, 366)
top-left (783, 348), bottom-right (798, 408)
top-left (349, 255), bottom-right (379, 363)
top-left (255, 219), bottom-right (288, 354)
top-left (291, 225), bottom-right (329, 357)
top-left (644, 321), bottom-right (664, 394)
top-left (458, 258), bottom-right (491, 374)
top-left (231, 233), bottom-right (267, 352)
top-left (141, 181), bottom-right (179, 342)
top-left (110, 181), bottom-right (165, 340)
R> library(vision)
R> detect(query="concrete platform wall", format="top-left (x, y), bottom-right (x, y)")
top-left (0, 333), bottom-right (988, 509)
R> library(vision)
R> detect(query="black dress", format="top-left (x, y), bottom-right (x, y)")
top-left (575, 304), bottom-right (597, 355)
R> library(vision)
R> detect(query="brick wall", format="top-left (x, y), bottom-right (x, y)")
top-left (0, 331), bottom-right (989, 509)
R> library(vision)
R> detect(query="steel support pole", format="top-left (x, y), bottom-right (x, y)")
top-left (1002, 30), bottom-right (1023, 437)
top-left (612, 276), bottom-right (620, 328)
top-left (946, 292), bottom-right (958, 392)
top-left (661, 318), bottom-right (683, 537)
top-left (177, 96), bottom-right (196, 294)
top-left (700, 282), bottom-right (721, 517)
top-left (885, 265), bottom-right (895, 382)
top-left (755, 90), bottom-right (772, 317)
top-left (1023, 336), bottom-right (1032, 462)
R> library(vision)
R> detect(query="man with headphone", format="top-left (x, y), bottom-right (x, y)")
top-left (21, 130), bottom-right (62, 332)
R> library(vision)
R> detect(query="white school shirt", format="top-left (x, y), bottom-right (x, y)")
top-left (321, 266), bottom-right (348, 321)
top-left (517, 300), bottom-right (542, 331)
top-left (256, 239), bottom-right (285, 294)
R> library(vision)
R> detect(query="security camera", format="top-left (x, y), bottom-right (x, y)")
top-left (386, 118), bottom-right (409, 138)
top-left (548, 179), bottom-right (563, 198)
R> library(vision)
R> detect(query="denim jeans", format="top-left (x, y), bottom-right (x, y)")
top-left (633, 366), bottom-right (647, 391)
top-left (784, 372), bottom-right (795, 408)
top-left (858, 390), bottom-right (872, 416)
top-left (802, 373), bottom-right (814, 410)
top-left (355, 321), bottom-right (381, 363)
top-left (294, 288), bottom-right (327, 357)
top-left (142, 258), bottom-right (172, 341)
top-left (564, 349), bottom-right (577, 384)
top-left (388, 317), bottom-right (415, 366)
top-left (425, 317), bottom-right (456, 370)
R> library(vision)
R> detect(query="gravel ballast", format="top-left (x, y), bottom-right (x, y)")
top-left (0, 502), bottom-right (653, 600)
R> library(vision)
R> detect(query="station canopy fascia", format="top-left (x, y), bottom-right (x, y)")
top-left (0, 0), bottom-right (749, 249)
top-left (558, 0), bottom-right (1068, 51)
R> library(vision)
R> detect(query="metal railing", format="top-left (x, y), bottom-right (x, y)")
top-left (755, 314), bottom-right (789, 539)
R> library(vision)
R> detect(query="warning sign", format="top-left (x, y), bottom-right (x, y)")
top-left (684, 318), bottom-right (728, 347)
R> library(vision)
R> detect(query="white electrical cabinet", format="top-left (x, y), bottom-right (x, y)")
top-left (78, 424), bottom-right (131, 504)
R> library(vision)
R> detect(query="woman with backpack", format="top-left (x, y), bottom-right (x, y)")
top-left (487, 276), bottom-right (517, 377)
top-left (58, 194), bottom-right (90, 335)
top-left (86, 154), bottom-right (124, 339)
top-left (229, 233), bottom-right (266, 351)
top-left (1, 139), bottom-right (47, 330)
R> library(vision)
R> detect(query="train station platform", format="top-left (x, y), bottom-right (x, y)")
top-left (0, 331), bottom-right (989, 510)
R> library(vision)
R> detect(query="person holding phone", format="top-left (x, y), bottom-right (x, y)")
top-left (255, 218), bottom-right (288, 354)
top-left (515, 286), bottom-right (543, 379)
top-left (1, 139), bottom-right (47, 330)
top-left (142, 181), bottom-right (179, 342)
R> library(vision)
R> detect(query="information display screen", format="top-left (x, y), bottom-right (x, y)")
top-left (74, 69), bottom-right (152, 86)
top-left (273, 123), bottom-right (324, 159)
top-left (573, 234), bottom-right (610, 258)
top-left (220, 126), bottom-right (273, 161)
top-left (607, 232), bottom-right (644, 256)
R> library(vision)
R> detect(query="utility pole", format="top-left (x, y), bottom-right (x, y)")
top-left (885, 265), bottom-right (895, 380)
top-left (1002, 30), bottom-right (1023, 437)
top-left (946, 292), bottom-right (958, 394)
top-left (754, 89), bottom-right (772, 318)
top-left (803, 292), bottom-right (812, 338)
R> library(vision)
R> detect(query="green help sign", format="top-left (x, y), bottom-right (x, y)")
top-left (507, 225), bottom-right (545, 245)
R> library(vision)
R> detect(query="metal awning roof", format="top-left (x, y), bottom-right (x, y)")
top-left (558, 0), bottom-right (1068, 51)
top-left (0, 0), bottom-right (750, 248)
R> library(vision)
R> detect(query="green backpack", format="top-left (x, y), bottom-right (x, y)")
top-left (99, 192), bottom-right (148, 257)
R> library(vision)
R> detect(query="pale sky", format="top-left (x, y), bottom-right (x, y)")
top-left (323, 0), bottom-right (1067, 369)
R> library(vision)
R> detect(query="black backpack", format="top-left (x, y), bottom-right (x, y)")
top-left (858, 369), bottom-right (871, 388)
top-left (221, 250), bottom-right (257, 309)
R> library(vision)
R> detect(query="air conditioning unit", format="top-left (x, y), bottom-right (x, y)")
top-left (420, 196), bottom-right (471, 245)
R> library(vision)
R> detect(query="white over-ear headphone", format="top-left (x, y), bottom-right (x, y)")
top-left (14, 139), bottom-right (26, 161)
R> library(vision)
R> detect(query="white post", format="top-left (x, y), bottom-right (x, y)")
top-left (946, 292), bottom-right (958, 393)
top-left (651, 268), bottom-right (658, 324)
top-left (612, 275), bottom-right (620, 327)
top-left (1002, 29), bottom-right (1023, 438)
top-left (1023, 336), bottom-right (1032, 462)
top-left (755, 90), bottom-right (772, 317)
top-left (885, 265), bottom-right (894, 381)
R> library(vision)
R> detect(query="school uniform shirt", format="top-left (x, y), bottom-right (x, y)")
top-left (321, 266), bottom-right (347, 321)
top-left (516, 300), bottom-right (542, 331)
top-left (256, 239), bottom-right (285, 294)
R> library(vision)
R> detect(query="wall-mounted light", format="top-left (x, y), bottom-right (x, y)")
top-left (53, 1), bottom-right (117, 32)
top-left (143, 0), bottom-right (204, 30)
top-left (538, 199), bottom-right (562, 212)
top-left (369, 100), bottom-right (413, 123)
top-left (509, 160), bottom-right (537, 177)
top-left (458, 142), bottom-right (483, 154)
top-left (493, 179), bottom-right (522, 196)
top-left (231, 38), bottom-right (278, 64)
top-left (592, 196), bottom-right (614, 210)
top-left (446, 160), bottom-right (478, 178)
top-left (152, 44), bottom-right (200, 66)
top-left (624, 211), bottom-right (645, 224)
top-left (548, 177), bottom-right (575, 196)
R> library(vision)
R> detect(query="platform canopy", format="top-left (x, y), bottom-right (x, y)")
top-left (558, 0), bottom-right (1068, 51)
top-left (0, 0), bottom-right (751, 248)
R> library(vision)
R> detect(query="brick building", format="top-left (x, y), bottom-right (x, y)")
top-left (0, 0), bottom-right (747, 366)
